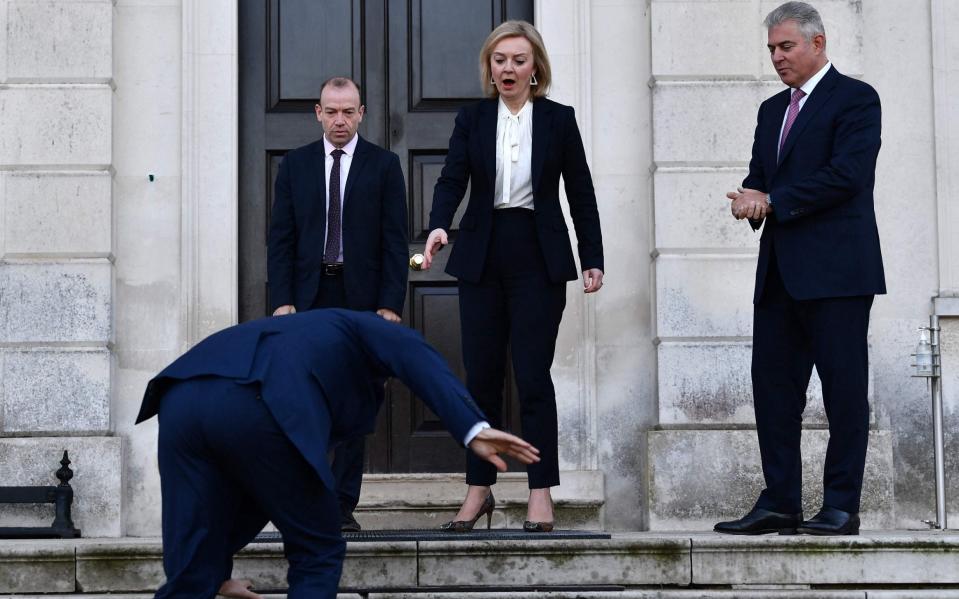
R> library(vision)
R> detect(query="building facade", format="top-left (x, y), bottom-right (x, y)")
top-left (1, 0), bottom-right (957, 537)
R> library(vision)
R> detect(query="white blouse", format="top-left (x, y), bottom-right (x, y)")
top-left (493, 97), bottom-right (534, 210)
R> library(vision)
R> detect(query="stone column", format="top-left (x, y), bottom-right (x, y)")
top-left (0, 0), bottom-right (120, 536)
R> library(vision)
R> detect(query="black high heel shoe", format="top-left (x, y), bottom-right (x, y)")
top-left (440, 493), bottom-right (495, 532)
top-left (523, 495), bottom-right (554, 532)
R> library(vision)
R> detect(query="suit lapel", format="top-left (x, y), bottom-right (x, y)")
top-left (531, 98), bottom-right (552, 191)
top-left (344, 136), bottom-right (370, 205)
top-left (777, 65), bottom-right (839, 165)
top-left (478, 99), bottom-right (498, 187)
top-left (765, 90), bottom-right (790, 170)
top-left (313, 141), bottom-right (328, 232)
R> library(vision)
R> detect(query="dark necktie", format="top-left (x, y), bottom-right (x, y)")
top-left (778, 88), bottom-right (806, 157)
top-left (324, 148), bottom-right (345, 264)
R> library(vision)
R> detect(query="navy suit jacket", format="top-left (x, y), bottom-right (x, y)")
top-left (429, 98), bottom-right (603, 284)
top-left (745, 66), bottom-right (886, 302)
top-left (136, 309), bottom-right (485, 490)
top-left (268, 136), bottom-right (408, 314)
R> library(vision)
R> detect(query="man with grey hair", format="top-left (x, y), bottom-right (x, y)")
top-left (717, 1), bottom-right (884, 536)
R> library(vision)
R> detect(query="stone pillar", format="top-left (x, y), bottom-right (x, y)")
top-left (114, 0), bottom-right (238, 536)
top-left (646, 0), bottom-right (893, 529)
top-left (930, 0), bottom-right (959, 525)
top-left (0, 0), bottom-right (120, 536)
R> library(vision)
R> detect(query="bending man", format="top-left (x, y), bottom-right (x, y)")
top-left (135, 308), bottom-right (539, 598)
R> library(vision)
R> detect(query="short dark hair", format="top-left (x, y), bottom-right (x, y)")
top-left (319, 76), bottom-right (362, 102)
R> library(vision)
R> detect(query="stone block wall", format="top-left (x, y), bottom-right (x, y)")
top-left (646, 0), bottom-right (897, 528)
top-left (0, 0), bottom-right (120, 537)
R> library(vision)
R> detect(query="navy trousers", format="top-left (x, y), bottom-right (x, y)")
top-left (752, 256), bottom-right (874, 514)
top-left (155, 377), bottom-right (344, 598)
top-left (459, 208), bottom-right (566, 489)
top-left (310, 273), bottom-right (365, 515)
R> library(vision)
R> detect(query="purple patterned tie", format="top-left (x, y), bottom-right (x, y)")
top-left (324, 148), bottom-right (345, 264)
top-left (779, 88), bottom-right (806, 156)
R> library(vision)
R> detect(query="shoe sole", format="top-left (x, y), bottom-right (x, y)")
top-left (714, 527), bottom-right (798, 535)
top-left (796, 527), bottom-right (859, 536)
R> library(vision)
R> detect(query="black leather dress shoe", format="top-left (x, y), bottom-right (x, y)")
top-left (714, 507), bottom-right (802, 535)
top-left (797, 506), bottom-right (859, 536)
top-left (341, 511), bottom-right (362, 533)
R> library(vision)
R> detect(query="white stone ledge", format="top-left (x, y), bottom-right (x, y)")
top-left (0, 541), bottom-right (75, 593)
top-left (694, 532), bottom-right (959, 585)
top-left (656, 165), bottom-right (750, 173)
top-left (0, 165), bottom-right (113, 171)
top-left (653, 249), bottom-right (758, 257)
top-left (648, 430), bottom-right (894, 531)
top-left (416, 537), bottom-right (691, 587)
top-left (7, 532), bottom-right (959, 593)
top-left (2, 77), bottom-right (113, 85)
top-left (0, 436), bottom-right (122, 537)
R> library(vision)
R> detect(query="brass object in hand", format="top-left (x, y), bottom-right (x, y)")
top-left (409, 253), bottom-right (425, 271)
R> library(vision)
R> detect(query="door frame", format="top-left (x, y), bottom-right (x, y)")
top-left (180, 0), bottom-right (599, 472)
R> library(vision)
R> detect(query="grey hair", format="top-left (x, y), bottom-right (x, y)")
top-left (764, 1), bottom-right (825, 41)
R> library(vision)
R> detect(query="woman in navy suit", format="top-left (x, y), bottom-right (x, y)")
top-left (423, 20), bottom-right (604, 532)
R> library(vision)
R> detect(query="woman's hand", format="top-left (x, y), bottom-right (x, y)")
top-left (583, 268), bottom-right (604, 293)
top-left (423, 228), bottom-right (449, 269)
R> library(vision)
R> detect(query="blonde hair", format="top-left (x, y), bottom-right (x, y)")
top-left (479, 20), bottom-right (551, 98)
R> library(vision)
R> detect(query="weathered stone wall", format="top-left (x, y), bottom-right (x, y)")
top-left (644, 0), bottom-right (956, 530)
top-left (0, 0), bottom-right (120, 536)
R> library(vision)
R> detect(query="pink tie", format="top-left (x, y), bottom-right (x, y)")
top-left (779, 88), bottom-right (806, 156)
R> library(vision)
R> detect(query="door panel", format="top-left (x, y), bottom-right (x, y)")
top-left (240, 0), bottom-right (532, 474)
top-left (373, 0), bottom-right (532, 473)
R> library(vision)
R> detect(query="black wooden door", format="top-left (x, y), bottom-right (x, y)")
top-left (239, 0), bottom-right (532, 473)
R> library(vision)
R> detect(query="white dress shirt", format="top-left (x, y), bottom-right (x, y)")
top-left (494, 97), bottom-right (534, 210)
top-left (464, 421), bottom-right (491, 446)
top-left (322, 133), bottom-right (360, 263)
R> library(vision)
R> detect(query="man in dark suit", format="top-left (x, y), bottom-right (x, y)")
top-left (715, 1), bottom-right (884, 536)
top-left (268, 76), bottom-right (408, 531)
top-left (136, 309), bottom-right (539, 598)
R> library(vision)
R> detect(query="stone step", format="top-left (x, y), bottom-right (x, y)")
top-left (353, 471), bottom-right (605, 530)
top-left (4, 592), bottom-right (959, 599)
top-left (3, 532), bottom-right (959, 594)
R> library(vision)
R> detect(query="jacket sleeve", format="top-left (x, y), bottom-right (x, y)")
top-left (743, 102), bottom-right (769, 232)
top-left (561, 106), bottom-right (604, 272)
top-left (378, 153), bottom-right (410, 314)
top-left (267, 155), bottom-right (296, 310)
top-left (350, 314), bottom-right (485, 445)
top-left (429, 106), bottom-right (473, 232)
top-left (770, 86), bottom-right (882, 224)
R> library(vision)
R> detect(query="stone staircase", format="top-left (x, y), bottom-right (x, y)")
top-left (3, 531), bottom-right (959, 597)
top-left (353, 471), bottom-right (605, 531)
